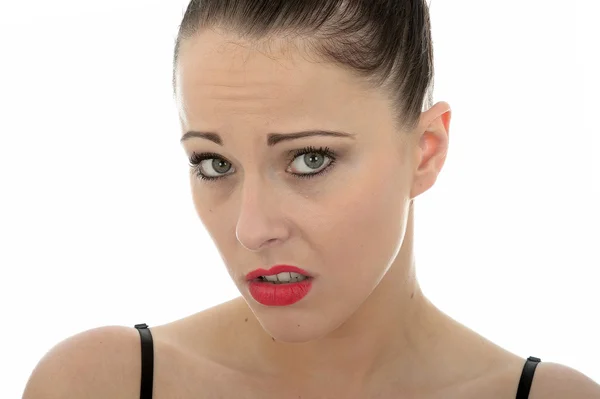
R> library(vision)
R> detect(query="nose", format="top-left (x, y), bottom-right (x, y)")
top-left (235, 178), bottom-right (290, 252)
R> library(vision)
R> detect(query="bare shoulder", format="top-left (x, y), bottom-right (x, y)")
top-left (529, 362), bottom-right (600, 398)
top-left (147, 299), bottom-right (256, 398)
top-left (22, 325), bottom-right (142, 399)
top-left (446, 356), bottom-right (600, 399)
top-left (22, 299), bottom-right (271, 399)
top-left (152, 297), bottom-right (254, 359)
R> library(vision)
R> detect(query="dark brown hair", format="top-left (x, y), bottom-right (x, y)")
top-left (173, 0), bottom-right (435, 133)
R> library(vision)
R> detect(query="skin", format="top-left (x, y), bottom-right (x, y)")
top-left (169, 27), bottom-right (517, 397)
top-left (22, 26), bottom-right (600, 399)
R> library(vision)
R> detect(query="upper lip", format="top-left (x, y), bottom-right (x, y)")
top-left (245, 265), bottom-right (313, 281)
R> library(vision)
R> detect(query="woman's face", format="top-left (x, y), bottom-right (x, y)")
top-left (177, 30), bottom-right (423, 342)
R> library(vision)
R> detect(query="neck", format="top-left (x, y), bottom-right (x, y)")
top-left (245, 206), bottom-right (451, 387)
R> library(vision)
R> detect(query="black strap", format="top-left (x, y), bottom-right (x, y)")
top-left (134, 323), bottom-right (154, 399)
top-left (516, 356), bottom-right (541, 399)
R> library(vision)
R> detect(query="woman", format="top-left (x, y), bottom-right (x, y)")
top-left (23, 0), bottom-right (600, 398)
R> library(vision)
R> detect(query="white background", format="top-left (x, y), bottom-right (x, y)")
top-left (1, 1), bottom-right (598, 397)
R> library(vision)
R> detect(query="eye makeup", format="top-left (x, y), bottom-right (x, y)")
top-left (188, 145), bottom-right (338, 182)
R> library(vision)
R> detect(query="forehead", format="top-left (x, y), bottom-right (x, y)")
top-left (175, 30), bottom-right (389, 130)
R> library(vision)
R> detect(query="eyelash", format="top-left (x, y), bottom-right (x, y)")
top-left (188, 146), bottom-right (337, 182)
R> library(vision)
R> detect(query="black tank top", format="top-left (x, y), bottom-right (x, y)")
top-left (134, 323), bottom-right (541, 399)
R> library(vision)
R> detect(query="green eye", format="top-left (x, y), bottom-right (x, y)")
top-left (189, 152), bottom-right (234, 181)
top-left (188, 146), bottom-right (337, 182)
top-left (288, 151), bottom-right (331, 175)
top-left (285, 146), bottom-right (337, 179)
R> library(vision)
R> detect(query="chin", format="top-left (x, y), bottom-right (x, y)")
top-left (259, 320), bottom-right (332, 343)
top-left (246, 301), bottom-right (344, 343)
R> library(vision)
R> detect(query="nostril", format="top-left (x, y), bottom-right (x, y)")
top-left (256, 238), bottom-right (281, 251)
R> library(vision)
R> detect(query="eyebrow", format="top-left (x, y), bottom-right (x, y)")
top-left (180, 130), bottom-right (356, 146)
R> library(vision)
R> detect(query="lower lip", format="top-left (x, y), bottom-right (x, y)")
top-left (248, 279), bottom-right (313, 306)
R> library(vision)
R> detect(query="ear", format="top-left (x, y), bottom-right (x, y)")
top-left (409, 101), bottom-right (452, 200)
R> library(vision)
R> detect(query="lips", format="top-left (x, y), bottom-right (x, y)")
top-left (245, 265), bottom-right (312, 281)
top-left (245, 265), bottom-right (314, 306)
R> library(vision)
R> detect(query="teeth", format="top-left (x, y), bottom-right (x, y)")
top-left (260, 272), bottom-right (308, 284)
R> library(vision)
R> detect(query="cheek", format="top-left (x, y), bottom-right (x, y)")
top-left (191, 176), bottom-right (234, 223)
top-left (191, 186), bottom-right (232, 245)
top-left (192, 191), bottom-right (213, 226)
top-left (309, 167), bottom-right (407, 278)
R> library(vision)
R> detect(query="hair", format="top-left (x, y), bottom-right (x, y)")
top-left (172, 0), bottom-right (435, 133)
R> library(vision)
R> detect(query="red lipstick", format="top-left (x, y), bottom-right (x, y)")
top-left (246, 265), bottom-right (313, 306)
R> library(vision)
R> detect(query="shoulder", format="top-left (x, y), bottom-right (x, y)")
top-left (22, 325), bottom-right (142, 399)
top-left (530, 361), bottom-right (600, 398)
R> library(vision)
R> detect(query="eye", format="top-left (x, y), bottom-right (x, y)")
top-left (287, 146), bottom-right (336, 178)
top-left (188, 146), bottom-right (337, 182)
top-left (188, 152), bottom-right (235, 181)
